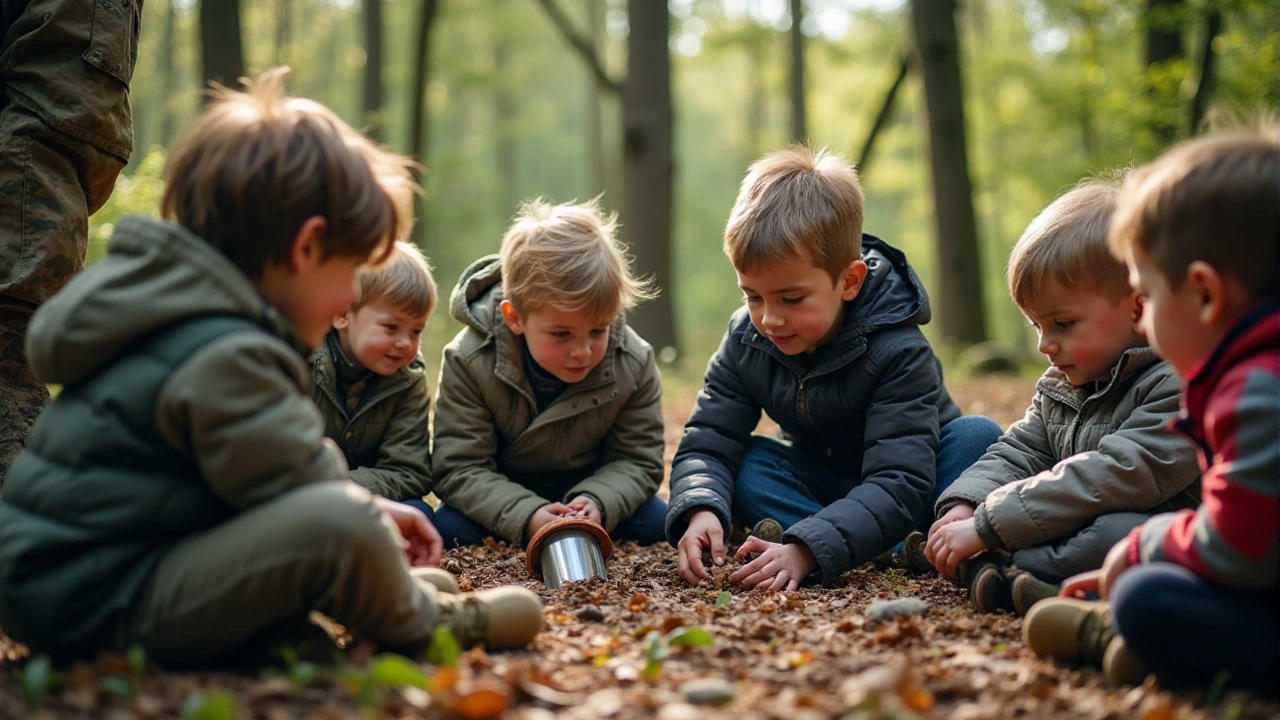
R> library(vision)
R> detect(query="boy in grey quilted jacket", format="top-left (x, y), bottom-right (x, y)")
top-left (926, 181), bottom-right (1201, 615)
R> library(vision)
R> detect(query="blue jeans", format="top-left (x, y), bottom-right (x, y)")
top-left (732, 414), bottom-right (1003, 542)
top-left (433, 482), bottom-right (669, 549)
top-left (1111, 563), bottom-right (1278, 695)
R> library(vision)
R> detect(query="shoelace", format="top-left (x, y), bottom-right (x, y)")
top-left (440, 596), bottom-right (486, 646)
top-left (1077, 605), bottom-right (1116, 663)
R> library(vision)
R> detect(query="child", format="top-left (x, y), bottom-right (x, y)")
top-left (1025, 133), bottom-right (1278, 694)
top-left (667, 146), bottom-right (1003, 590)
top-left (0, 70), bottom-right (541, 666)
top-left (925, 182), bottom-right (1201, 615)
top-left (313, 241), bottom-right (436, 503)
top-left (431, 198), bottom-right (668, 548)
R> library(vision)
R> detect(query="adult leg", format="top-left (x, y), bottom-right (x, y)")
top-left (610, 495), bottom-right (669, 546)
top-left (124, 482), bottom-right (442, 666)
top-left (1010, 512), bottom-right (1148, 583)
top-left (730, 436), bottom-right (840, 531)
top-left (431, 504), bottom-right (495, 549)
top-left (1111, 563), bottom-right (1278, 695)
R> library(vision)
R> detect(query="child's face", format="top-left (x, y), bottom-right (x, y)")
top-left (282, 254), bottom-right (365, 349)
top-left (502, 302), bottom-right (612, 384)
top-left (1125, 247), bottom-right (1220, 380)
top-left (335, 299), bottom-right (429, 376)
top-left (735, 247), bottom-right (866, 356)
top-left (1020, 279), bottom-right (1143, 386)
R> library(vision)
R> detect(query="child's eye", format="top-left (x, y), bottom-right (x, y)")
top-left (412, 329), bottom-right (423, 336)
top-left (551, 331), bottom-right (571, 339)
top-left (781, 296), bottom-right (804, 305)
top-left (383, 324), bottom-right (397, 332)
top-left (590, 328), bottom-right (607, 337)
top-left (744, 295), bottom-right (762, 305)
top-left (1054, 320), bottom-right (1075, 331)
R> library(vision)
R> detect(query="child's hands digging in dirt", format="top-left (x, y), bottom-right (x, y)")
top-left (729, 537), bottom-right (816, 591)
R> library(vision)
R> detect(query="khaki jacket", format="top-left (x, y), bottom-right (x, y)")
top-left (312, 337), bottom-right (433, 500)
top-left (938, 347), bottom-right (1201, 550)
top-left (432, 256), bottom-right (665, 544)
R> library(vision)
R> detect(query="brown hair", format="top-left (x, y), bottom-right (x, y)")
top-left (723, 145), bottom-right (865, 280)
top-left (354, 241), bottom-right (437, 318)
top-left (161, 68), bottom-right (416, 278)
top-left (1008, 180), bottom-right (1130, 309)
top-left (500, 198), bottom-right (655, 320)
top-left (1109, 132), bottom-right (1280, 300)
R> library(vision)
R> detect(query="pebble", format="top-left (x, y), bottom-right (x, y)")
top-left (576, 605), bottom-right (605, 622)
top-left (659, 702), bottom-right (706, 720)
top-left (680, 677), bottom-right (736, 705)
top-left (866, 597), bottom-right (929, 621)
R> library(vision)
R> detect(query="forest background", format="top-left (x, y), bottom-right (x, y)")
top-left (91, 0), bottom-right (1280, 387)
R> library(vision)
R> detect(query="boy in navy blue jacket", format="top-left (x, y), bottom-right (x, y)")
top-left (666, 146), bottom-right (1002, 589)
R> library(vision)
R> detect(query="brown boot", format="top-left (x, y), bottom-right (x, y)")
top-left (1008, 568), bottom-right (1060, 616)
top-left (0, 302), bottom-right (50, 490)
top-left (436, 585), bottom-right (542, 650)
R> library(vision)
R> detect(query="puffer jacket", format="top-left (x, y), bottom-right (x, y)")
top-left (431, 255), bottom-right (664, 544)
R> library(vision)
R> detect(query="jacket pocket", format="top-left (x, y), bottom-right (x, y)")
top-left (83, 0), bottom-right (142, 87)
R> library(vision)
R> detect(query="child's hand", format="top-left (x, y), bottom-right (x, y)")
top-left (924, 503), bottom-right (975, 567)
top-left (1059, 570), bottom-right (1102, 599)
top-left (566, 496), bottom-right (603, 525)
top-left (729, 537), bottom-right (816, 591)
top-left (1097, 537), bottom-right (1132, 599)
top-left (677, 510), bottom-right (726, 586)
top-left (925, 516), bottom-right (987, 579)
top-left (526, 502), bottom-right (573, 539)
top-left (375, 497), bottom-right (443, 568)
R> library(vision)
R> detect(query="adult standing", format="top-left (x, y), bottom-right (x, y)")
top-left (0, 0), bottom-right (142, 486)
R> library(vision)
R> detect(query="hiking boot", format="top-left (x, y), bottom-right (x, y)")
top-left (1023, 597), bottom-right (1152, 685)
top-left (0, 302), bottom-right (50, 491)
top-left (1009, 569), bottom-right (1059, 617)
top-left (436, 585), bottom-right (542, 650)
top-left (957, 551), bottom-right (1008, 592)
top-left (751, 518), bottom-right (784, 544)
top-left (901, 531), bottom-right (934, 574)
top-left (970, 562), bottom-right (1015, 613)
top-left (1102, 635), bottom-right (1153, 686)
top-left (413, 567), bottom-right (461, 594)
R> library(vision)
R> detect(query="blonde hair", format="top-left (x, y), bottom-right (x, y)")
top-left (354, 241), bottom-right (437, 318)
top-left (500, 198), bottom-right (655, 320)
top-left (724, 145), bottom-right (865, 280)
top-left (162, 67), bottom-right (416, 277)
top-left (1008, 181), bottom-right (1131, 309)
top-left (1110, 132), bottom-right (1280, 300)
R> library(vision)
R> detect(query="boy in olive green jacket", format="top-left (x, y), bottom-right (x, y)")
top-left (313, 241), bottom-right (436, 502)
top-left (432, 199), bottom-right (666, 548)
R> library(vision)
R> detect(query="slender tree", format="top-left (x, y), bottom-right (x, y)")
top-left (159, 0), bottom-right (178, 147)
top-left (1145, 0), bottom-right (1184, 145)
top-left (275, 0), bottom-right (291, 66)
top-left (363, 0), bottom-right (385, 141)
top-left (788, 0), bottom-right (806, 142)
top-left (585, 0), bottom-right (606, 197)
top-left (493, 0), bottom-right (519, 214)
top-left (1189, 10), bottom-right (1223, 134)
top-left (911, 0), bottom-right (987, 345)
top-left (408, 0), bottom-right (441, 247)
top-left (200, 0), bottom-right (246, 96)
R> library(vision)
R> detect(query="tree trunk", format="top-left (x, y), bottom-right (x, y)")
top-left (1189, 11), bottom-right (1222, 135)
top-left (910, 0), bottom-right (987, 346)
top-left (275, 0), bottom-right (291, 66)
top-left (200, 0), bottom-right (246, 96)
top-left (363, 0), bottom-right (385, 142)
top-left (585, 0), bottom-right (606, 197)
top-left (159, 0), bottom-right (178, 147)
top-left (408, 0), bottom-right (440, 247)
top-left (1145, 0), bottom-right (1184, 146)
top-left (788, 0), bottom-right (806, 143)
top-left (857, 54), bottom-right (909, 173)
top-left (493, 5), bottom-right (518, 214)
top-left (623, 1), bottom-right (678, 357)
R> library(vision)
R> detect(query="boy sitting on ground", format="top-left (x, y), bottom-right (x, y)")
top-left (0, 70), bottom-right (541, 666)
top-left (667, 146), bottom-right (1002, 591)
top-left (431, 198), bottom-right (668, 548)
top-left (1025, 132), bottom-right (1278, 695)
top-left (925, 181), bottom-right (1200, 616)
top-left (313, 241), bottom-right (436, 506)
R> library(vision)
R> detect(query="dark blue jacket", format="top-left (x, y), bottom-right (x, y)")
top-left (665, 235), bottom-right (960, 584)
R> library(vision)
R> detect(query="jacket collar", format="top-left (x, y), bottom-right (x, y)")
top-left (1035, 345), bottom-right (1161, 410)
top-left (1175, 299), bottom-right (1280, 442)
top-left (313, 329), bottom-right (418, 418)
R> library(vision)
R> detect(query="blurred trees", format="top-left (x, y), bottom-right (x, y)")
top-left (200, 0), bottom-right (245, 93)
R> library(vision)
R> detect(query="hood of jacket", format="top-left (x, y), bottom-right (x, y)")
top-left (450, 254), bottom-right (505, 336)
top-left (25, 215), bottom-right (306, 386)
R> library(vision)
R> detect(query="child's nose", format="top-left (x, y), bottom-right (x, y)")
top-left (1037, 335), bottom-right (1058, 356)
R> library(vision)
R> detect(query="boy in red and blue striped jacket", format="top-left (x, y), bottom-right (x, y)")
top-left (1023, 132), bottom-right (1279, 695)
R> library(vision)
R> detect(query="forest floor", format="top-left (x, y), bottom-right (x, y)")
top-left (2, 376), bottom-right (1278, 719)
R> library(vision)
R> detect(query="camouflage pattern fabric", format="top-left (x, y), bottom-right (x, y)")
top-left (0, 0), bottom-right (141, 488)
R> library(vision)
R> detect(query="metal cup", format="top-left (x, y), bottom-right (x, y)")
top-left (525, 517), bottom-right (614, 589)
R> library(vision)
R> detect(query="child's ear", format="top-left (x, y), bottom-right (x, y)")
top-left (1130, 291), bottom-right (1145, 333)
top-left (288, 216), bottom-right (329, 274)
top-left (333, 312), bottom-right (351, 331)
top-left (838, 260), bottom-right (869, 302)
top-left (500, 300), bottom-right (525, 335)
top-left (1187, 260), bottom-right (1234, 327)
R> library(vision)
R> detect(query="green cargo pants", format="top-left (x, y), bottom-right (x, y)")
top-left (121, 482), bottom-right (443, 666)
top-left (0, 0), bottom-right (141, 486)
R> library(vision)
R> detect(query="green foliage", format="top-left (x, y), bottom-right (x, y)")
top-left (181, 690), bottom-right (237, 720)
top-left (277, 646), bottom-right (321, 690)
top-left (87, 147), bottom-right (167, 266)
top-left (714, 590), bottom-right (733, 610)
top-left (339, 652), bottom-right (431, 712)
top-left (425, 625), bottom-right (461, 668)
top-left (642, 631), bottom-right (666, 680)
top-left (666, 626), bottom-right (716, 648)
top-left (17, 654), bottom-right (61, 711)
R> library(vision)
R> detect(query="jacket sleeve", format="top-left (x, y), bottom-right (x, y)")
top-left (348, 374), bottom-right (434, 501)
top-left (431, 343), bottom-right (548, 544)
top-left (565, 346), bottom-right (665, 533)
top-left (665, 326), bottom-right (762, 544)
top-left (155, 332), bottom-right (347, 510)
top-left (980, 366), bottom-right (1199, 551)
top-left (1132, 369), bottom-right (1279, 590)
top-left (784, 338), bottom-right (940, 585)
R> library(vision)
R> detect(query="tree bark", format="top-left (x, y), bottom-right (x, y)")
top-left (1189, 10), bottom-right (1223, 135)
top-left (275, 0), bottom-right (291, 66)
top-left (408, 0), bottom-right (440, 247)
top-left (363, 0), bottom-right (385, 142)
top-left (200, 0), bottom-right (246, 96)
top-left (623, 1), bottom-right (678, 356)
top-left (857, 54), bottom-right (909, 174)
top-left (1145, 0), bottom-right (1184, 146)
top-left (493, 2), bottom-right (518, 214)
top-left (159, 0), bottom-right (178, 146)
top-left (788, 0), bottom-right (806, 143)
top-left (910, 0), bottom-right (987, 345)
top-left (585, 0), bottom-right (606, 197)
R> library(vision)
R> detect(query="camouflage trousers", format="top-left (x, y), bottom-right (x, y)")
top-left (0, 0), bottom-right (141, 488)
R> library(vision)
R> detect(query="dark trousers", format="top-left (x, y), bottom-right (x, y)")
top-left (1111, 563), bottom-right (1278, 695)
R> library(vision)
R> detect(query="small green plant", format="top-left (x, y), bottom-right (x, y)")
top-left (714, 591), bottom-right (732, 610)
top-left (666, 626), bottom-right (715, 648)
top-left (340, 653), bottom-right (431, 712)
top-left (642, 631), bottom-right (666, 680)
top-left (181, 690), bottom-right (236, 720)
top-left (100, 645), bottom-right (148, 699)
top-left (17, 654), bottom-right (62, 711)
top-left (640, 625), bottom-right (716, 680)
top-left (426, 625), bottom-right (461, 668)
top-left (278, 646), bottom-right (321, 689)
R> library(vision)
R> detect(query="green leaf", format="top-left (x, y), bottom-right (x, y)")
top-left (714, 591), bottom-right (732, 610)
top-left (100, 675), bottom-right (136, 698)
top-left (290, 661), bottom-right (319, 689)
top-left (643, 630), bottom-right (667, 679)
top-left (182, 691), bottom-right (236, 720)
top-left (127, 644), bottom-right (148, 675)
top-left (426, 625), bottom-right (462, 668)
top-left (666, 626), bottom-right (715, 647)
top-left (369, 654), bottom-right (430, 689)
top-left (20, 655), bottom-right (54, 710)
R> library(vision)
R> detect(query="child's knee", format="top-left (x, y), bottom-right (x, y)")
top-left (269, 482), bottom-right (393, 554)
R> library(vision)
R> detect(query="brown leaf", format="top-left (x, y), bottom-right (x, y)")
top-left (628, 593), bottom-right (649, 612)
top-left (455, 686), bottom-right (510, 720)
top-left (661, 616), bottom-right (685, 634)
top-left (248, 677), bottom-right (296, 704)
